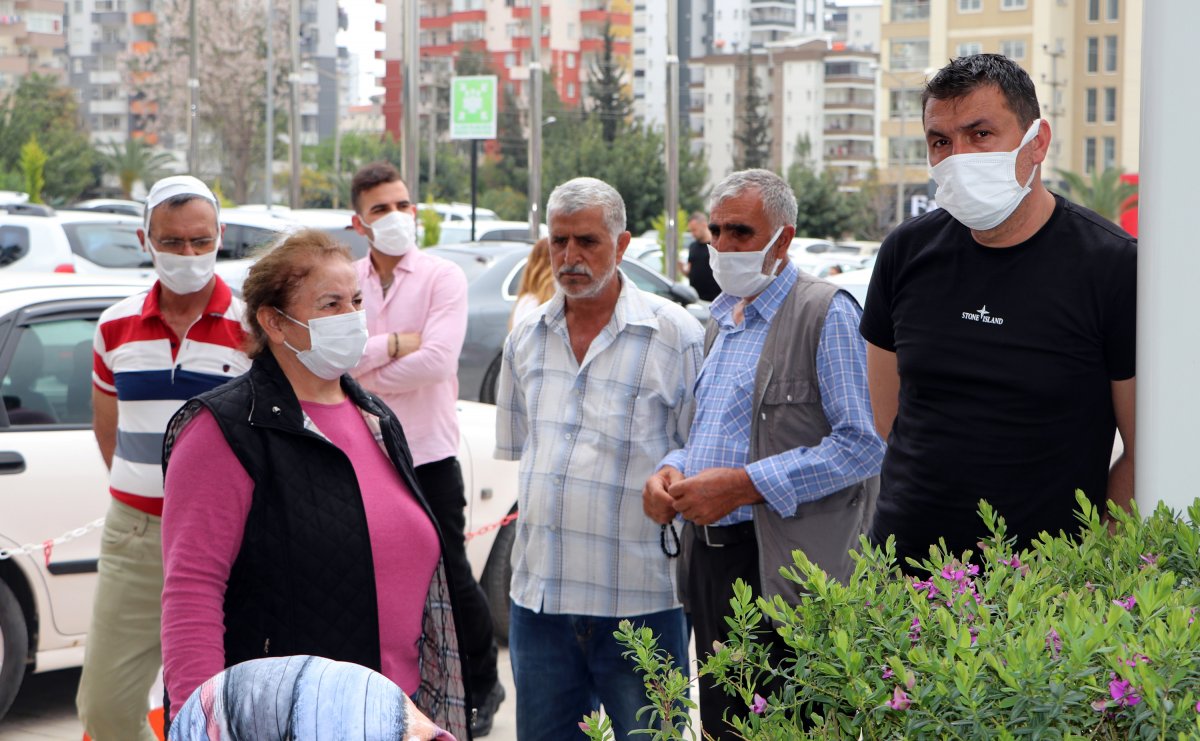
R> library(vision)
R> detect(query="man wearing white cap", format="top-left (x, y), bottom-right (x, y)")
top-left (77, 176), bottom-right (251, 740)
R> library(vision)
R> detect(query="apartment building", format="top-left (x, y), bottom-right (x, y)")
top-left (378, 0), bottom-right (632, 142)
top-left (879, 0), bottom-right (1143, 219)
top-left (66, 0), bottom-right (342, 147)
top-left (695, 35), bottom-right (878, 190)
top-left (0, 0), bottom-right (66, 96)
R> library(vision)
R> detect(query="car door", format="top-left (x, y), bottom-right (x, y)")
top-left (0, 300), bottom-right (114, 641)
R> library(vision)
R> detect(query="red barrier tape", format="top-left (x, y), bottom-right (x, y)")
top-left (464, 511), bottom-right (518, 541)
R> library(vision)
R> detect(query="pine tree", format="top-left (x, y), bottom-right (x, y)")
top-left (586, 23), bottom-right (632, 144)
top-left (735, 52), bottom-right (772, 170)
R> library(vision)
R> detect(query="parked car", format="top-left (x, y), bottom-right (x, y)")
top-left (827, 255), bottom-right (875, 307)
top-left (436, 220), bottom-right (548, 246)
top-left (68, 199), bottom-right (145, 218)
top-left (419, 202), bottom-right (499, 224)
top-left (0, 205), bottom-right (152, 280)
top-left (428, 241), bottom-right (707, 404)
top-left (0, 273), bottom-right (520, 721)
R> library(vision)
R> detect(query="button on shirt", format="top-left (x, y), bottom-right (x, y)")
top-left (660, 262), bottom-right (883, 526)
top-left (352, 250), bottom-right (468, 467)
top-left (495, 274), bottom-right (704, 617)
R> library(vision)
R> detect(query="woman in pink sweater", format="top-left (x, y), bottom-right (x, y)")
top-left (160, 229), bottom-right (468, 738)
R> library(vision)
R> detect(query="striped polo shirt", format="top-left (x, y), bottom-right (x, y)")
top-left (93, 277), bottom-right (249, 515)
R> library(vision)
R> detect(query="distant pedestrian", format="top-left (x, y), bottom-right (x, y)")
top-left (684, 212), bottom-right (720, 301)
top-left (496, 177), bottom-right (704, 740)
top-left (510, 237), bottom-right (555, 329)
top-left (77, 175), bottom-right (250, 741)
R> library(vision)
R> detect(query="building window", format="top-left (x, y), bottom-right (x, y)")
top-left (889, 137), bottom-right (925, 164)
top-left (566, 83), bottom-right (575, 98)
top-left (1085, 88), bottom-right (1097, 123)
top-left (891, 0), bottom-right (930, 23)
top-left (1086, 37), bottom-right (1099, 73)
top-left (1088, 0), bottom-right (1100, 21)
top-left (957, 0), bottom-right (981, 11)
top-left (1104, 35), bottom-right (1118, 72)
top-left (1107, 0), bottom-right (1119, 20)
top-left (1084, 137), bottom-right (1096, 174)
top-left (891, 39), bottom-right (930, 71)
top-left (1001, 0), bottom-right (1027, 8)
top-left (889, 89), bottom-right (921, 117)
top-left (1104, 87), bottom-right (1117, 123)
top-left (1000, 40), bottom-right (1026, 59)
top-left (956, 42), bottom-right (983, 58)
top-left (1103, 137), bottom-right (1116, 170)
top-left (566, 53), bottom-right (575, 69)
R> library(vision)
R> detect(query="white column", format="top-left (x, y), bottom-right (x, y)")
top-left (1135, 0), bottom-right (1200, 515)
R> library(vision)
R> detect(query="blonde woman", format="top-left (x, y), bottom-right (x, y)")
top-left (509, 237), bottom-right (555, 329)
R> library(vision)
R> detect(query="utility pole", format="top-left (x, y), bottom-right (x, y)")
top-left (1042, 41), bottom-right (1067, 177)
top-left (528, 0), bottom-right (543, 242)
top-left (288, 0), bottom-right (301, 208)
top-left (332, 59), bottom-right (342, 208)
top-left (264, 0), bottom-right (274, 208)
top-left (665, 0), bottom-right (679, 281)
top-left (403, 0), bottom-right (420, 202)
top-left (187, 0), bottom-right (199, 173)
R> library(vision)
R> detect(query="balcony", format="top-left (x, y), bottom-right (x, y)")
top-left (890, 0), bottom-right (929, 23)
top-left (131, 10), bottom-right (155, 25)
top-left (92, 40), bottom-right (126, 55)
top-left (91, 11), bottom-right (126, 25)
top-left (89, 99), bottom-right (127, 115)
top-left (0, 56), bottom-right (29, 74)
top-left (824, 126), bottom-right (874, 138)
top-left (824, 99), bottom-right (874, 112)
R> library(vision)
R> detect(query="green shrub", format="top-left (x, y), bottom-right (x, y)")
top-left (420, 207), bottom-right (442, 248)
top-left (585, 494), bottom-right (1200, 740)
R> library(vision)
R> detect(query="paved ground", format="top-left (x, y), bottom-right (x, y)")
top-left (0, 650), bottom-right (519, 740)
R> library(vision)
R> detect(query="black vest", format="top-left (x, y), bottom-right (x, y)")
top-left (162, 352), bottom-right (430, 703)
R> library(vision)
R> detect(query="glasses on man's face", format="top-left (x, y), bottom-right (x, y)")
top-left (153, 236), bottom-right (217, 253)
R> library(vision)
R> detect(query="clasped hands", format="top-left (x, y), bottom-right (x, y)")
top-left (641, 465), bottom-right (763, 526)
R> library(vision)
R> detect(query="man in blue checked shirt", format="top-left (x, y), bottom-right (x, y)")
top-left (495, 177), bottom-right (704, 741)
top-left (643, 168), bottom-right (885, 741)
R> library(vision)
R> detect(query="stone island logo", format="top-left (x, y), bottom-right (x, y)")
top-left (961, 304), bottom-right (1004, 325)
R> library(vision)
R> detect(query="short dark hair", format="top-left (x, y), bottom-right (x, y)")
top-left (350, 161), bottom-right (403, 213)
top-left (922, 54), bottom-right (1040, 128)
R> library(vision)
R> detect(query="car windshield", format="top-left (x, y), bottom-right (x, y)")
top-left (61, 222), bottom-right (149, 268)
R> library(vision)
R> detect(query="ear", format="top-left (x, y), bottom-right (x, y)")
top-left (1030, 120), bottom-right (1051, 165)
top-left (614, 230), bottom-right (631, 265)
top-left (769, 226), bottom-right (795, 271)
top-left (351, 213), bottom-right (370, 237)
top-left (257, 305), bottom-right (288, 346)
top-left (137, 228), bottom-right (148, 253)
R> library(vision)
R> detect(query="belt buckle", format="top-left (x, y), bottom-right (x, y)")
top-left (702, 525), bottom-right (724, 548)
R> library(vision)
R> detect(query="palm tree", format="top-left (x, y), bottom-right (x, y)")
top-left (1055, 167), bottom-right (1139, 222)
top-left (101, 138), bottom-right (175, 199)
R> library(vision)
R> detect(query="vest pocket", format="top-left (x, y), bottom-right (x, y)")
top-left (759, 377), bottom-right (824, 450)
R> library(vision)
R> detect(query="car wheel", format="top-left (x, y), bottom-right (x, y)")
top-left (479, 353), bottom-right (503, 405)
top-left (480, 506), bottom-right (516, 647)
top-left (0, 580), bottom-right (28, 721)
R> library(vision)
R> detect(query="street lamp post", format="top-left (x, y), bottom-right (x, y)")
top-left (288, 0), bottom-right (301, 209)
top-left (528, 0), bottom-right (542, 242)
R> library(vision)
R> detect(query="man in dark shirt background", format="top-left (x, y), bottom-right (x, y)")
top-left (860, 54), bottom-right (1136, 572)
top-left (684, 211), bottom-right (720, 301)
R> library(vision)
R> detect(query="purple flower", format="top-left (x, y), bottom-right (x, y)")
top-left (750, 694), bottom-right (767, 715)
top-left (941, 566), bottom-right (966, 582)
top-left (966, 564), bottom-right (980, 577)
top-left (969, 626), bottom-right (979, 646)
top-left (908, 616), bottom-right (922, 643)
top-left (1194, 699), bottom-right (1200, 714)
top-left (1113, 595), bottom-right (1137, 611)
top-left (881, 666), bottom-right (894, 680)
top-left (912, 580), bottom-right (940, 599)
top-left (887, 686), bottom-right (911, 711)
top-left (1092, 699), bottom-right (1110, 712)
top-left (999, 556), bottom-right (1020, 568)
top-left (1109, 674), bottom-right (1142, 707)
top-left (1046, 628), bottom-right (1062, 658)
top-left (1124, 653), bottom-right (1150, 667)
top-left (1139, 553), bottom-right (1158, 568)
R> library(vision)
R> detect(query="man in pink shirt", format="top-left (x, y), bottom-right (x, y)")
top-left (348, 161), bottom-right (504, 735)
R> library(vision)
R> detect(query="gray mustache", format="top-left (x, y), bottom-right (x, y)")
top-left (558, 264), bottom-right (593, 277)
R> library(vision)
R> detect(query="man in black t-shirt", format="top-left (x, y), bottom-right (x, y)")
top-left (684, 211), bottom-right (720, 301)
top-left (860, 55), bottom-right (1136, 572)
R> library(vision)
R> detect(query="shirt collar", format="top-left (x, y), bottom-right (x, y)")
top-left (710, 261), bottom-right (799, 327)
top-left (141, 275), bottom-right (233, 321)
top-left (368, 249), bottom-right (418, 281)
top-left (542, 269), bottom-right (657, 333)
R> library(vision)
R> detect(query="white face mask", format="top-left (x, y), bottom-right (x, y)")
top-left (148, 241), bottom-right (218, 295)
top-left (277, 309), bottom-right (368, 381)
top-left (367, 211), bottom-right (417, 257)
top-left (930, 119), bottom-right (1042, 231)
top-left (707, 225), bottom-right (785, 299)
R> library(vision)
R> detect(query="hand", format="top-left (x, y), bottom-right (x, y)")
top-left (392, 332), bottom-right (421, 358)
top-left (668, 467), bottom-right (762, 525)
top-left (643, 466), bottom-right (684, 524)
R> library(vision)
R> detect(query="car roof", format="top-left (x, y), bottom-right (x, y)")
top-left (0, 273), bottom-right (148, 313)
top-left (427, 241), bottom-right (530, 258)
top-left (6, 209), bottom-right (141, 225)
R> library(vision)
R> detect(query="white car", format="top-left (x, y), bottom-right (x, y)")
top-left (436, 220), bottom-right (546, 246)
top-left (0, 205), bottom-right (151, 280)
top-left (0, 274), bottom-right (519, 721)
top-left (827, 255), bottom-right (875, 307)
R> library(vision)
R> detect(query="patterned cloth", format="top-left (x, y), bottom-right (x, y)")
top-left (168, 656), bottom-right (456, 741)
top-left (92, 277), bottom-right (248, 515)
top-left (495, 273), bottom-right (705, 617)
top-left (660, 262), bottom-right (883, 525)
